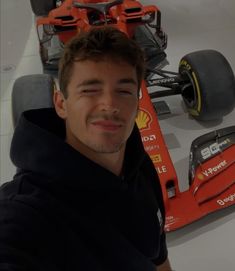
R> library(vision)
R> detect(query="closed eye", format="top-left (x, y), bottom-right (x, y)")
top-left (81, 89), bottom-right (99, 94)
top-left (117, 90), bottom-right (135, 95)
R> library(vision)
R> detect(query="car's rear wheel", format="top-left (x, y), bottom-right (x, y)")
top-left (12, 74), bottom-right (55, 127)
top-left (179, 50), bottom-right (235, 121)
top-left (30, 0), bottom-right (57, 16)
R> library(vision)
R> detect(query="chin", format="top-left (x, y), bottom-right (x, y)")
top-left (88, 140), bottom-right (125, 154)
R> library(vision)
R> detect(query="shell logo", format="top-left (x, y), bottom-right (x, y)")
top-left (197, 173), bottom-right (204, 180)
top-left (136, 109), bottom-right (152, 130)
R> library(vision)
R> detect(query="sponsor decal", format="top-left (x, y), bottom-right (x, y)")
top-left (155, 78), bottom-right (175, 84)
top-left (145, 144), bottom-right (160, 152)
top-left (142, 134), bottom-right (156, 142)
top-left (165, 215), bottom-right (180, 231)
top-left (197, 173), bottom-right (204, 180)
top-left (217, 193), bottom-right (235, 206)
top-left (166, 215), bottom-right (176, 223)
top-left (156, 165), bottom-right (167, 174)
top-left (150, 154), bottom-right (162, 163)
top-left (200, 139), bottom-right (231, 160)
top-left (201, 160), bottom-right (227, 178)
top-left (136, 109), bottom-right (152, 130)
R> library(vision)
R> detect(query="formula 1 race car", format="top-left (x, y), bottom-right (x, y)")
top-left (12, 0), bottom-right (235, 231)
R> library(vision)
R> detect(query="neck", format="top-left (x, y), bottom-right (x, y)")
top-left (66, 138), bottom-right (126, 176)
top-left (91, 149), bottom-right (125, 176)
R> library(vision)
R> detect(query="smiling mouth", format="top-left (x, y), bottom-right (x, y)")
top-left (91, 120), bottom-right (123, 132)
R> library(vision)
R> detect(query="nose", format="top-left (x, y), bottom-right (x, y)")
top-left (99, 91), bottom-right (120, 114)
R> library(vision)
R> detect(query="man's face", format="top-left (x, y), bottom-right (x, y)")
top-left (55, 59), bottom-right (139, 155)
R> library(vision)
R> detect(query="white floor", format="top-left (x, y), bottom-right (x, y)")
top-left (0, 0), bottom-right (235, 270)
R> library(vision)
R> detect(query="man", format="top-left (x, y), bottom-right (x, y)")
top-left (0, 27), bottom-right (171, 271)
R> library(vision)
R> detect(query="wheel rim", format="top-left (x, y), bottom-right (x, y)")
top-left (181, 69), bottom-right (198, 109)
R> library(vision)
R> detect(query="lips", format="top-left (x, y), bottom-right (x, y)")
top-left (91, 120), bottom-right (123, 132)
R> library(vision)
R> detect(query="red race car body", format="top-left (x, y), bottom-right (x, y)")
top-left (32, 0), bottom-right (235, 231)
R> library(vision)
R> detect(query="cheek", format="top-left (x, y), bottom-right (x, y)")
top-left (66, 98), bottom-right (96, 131)
top-left (127, 101), bottom-right (139, 119)
top-left (66, 102), bottom-right (85, 129)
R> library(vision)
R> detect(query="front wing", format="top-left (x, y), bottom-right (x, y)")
top-left (137, 81), bottom-right (235, 232)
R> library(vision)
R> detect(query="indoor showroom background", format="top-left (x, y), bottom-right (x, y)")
top-left (0, 0), bottom-right (235, 270)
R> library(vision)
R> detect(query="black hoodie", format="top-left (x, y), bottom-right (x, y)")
top-left (0, 108), bottom-right (167, 271)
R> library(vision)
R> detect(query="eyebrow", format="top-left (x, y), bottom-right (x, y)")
top-left (76, 79), bottom-right (102, 88)
top-left (118, 78), bottom-right (138, 85)
top-left (76, 78), bottom-right (137, 88)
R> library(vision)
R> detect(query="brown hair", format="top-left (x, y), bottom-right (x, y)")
top-left (58, 26), bottom-right (145, 98)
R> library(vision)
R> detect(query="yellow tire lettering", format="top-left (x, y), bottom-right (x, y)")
top-left (180, 59), bottom-right (202, 115)
top-left (192, 71), bottom-right (201, 113)
top-left (180, 59), bottom-right (191, 70)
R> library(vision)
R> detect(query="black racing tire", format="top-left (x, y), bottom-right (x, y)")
top-left (179, 50), bottom-right (235, 121)
top-left (12, 74), bottom-right (55, 127)
top-left (30, 0), bottom-right (56, 16)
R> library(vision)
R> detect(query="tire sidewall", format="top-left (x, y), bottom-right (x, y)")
top-left (179, 50), bottom-right (235, 121)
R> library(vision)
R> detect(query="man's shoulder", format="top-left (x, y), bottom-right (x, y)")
top-left (0, 171), bottom-right (40, 199)
top-left (0, 172), bottom-right (61, 237)
top-left (0, 174), bottom-right (67, 270)
top-left (0, 171), bottom-right (56, 218)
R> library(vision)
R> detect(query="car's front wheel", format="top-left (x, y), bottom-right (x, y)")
top-left (179, 50), bottom-right (235, 121)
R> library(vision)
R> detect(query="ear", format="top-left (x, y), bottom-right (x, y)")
top-left (53, 90), bottom-right (67, 119)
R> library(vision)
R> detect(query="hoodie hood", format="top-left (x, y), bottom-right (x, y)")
top-left (10, 108), bottom-right (147, 191)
